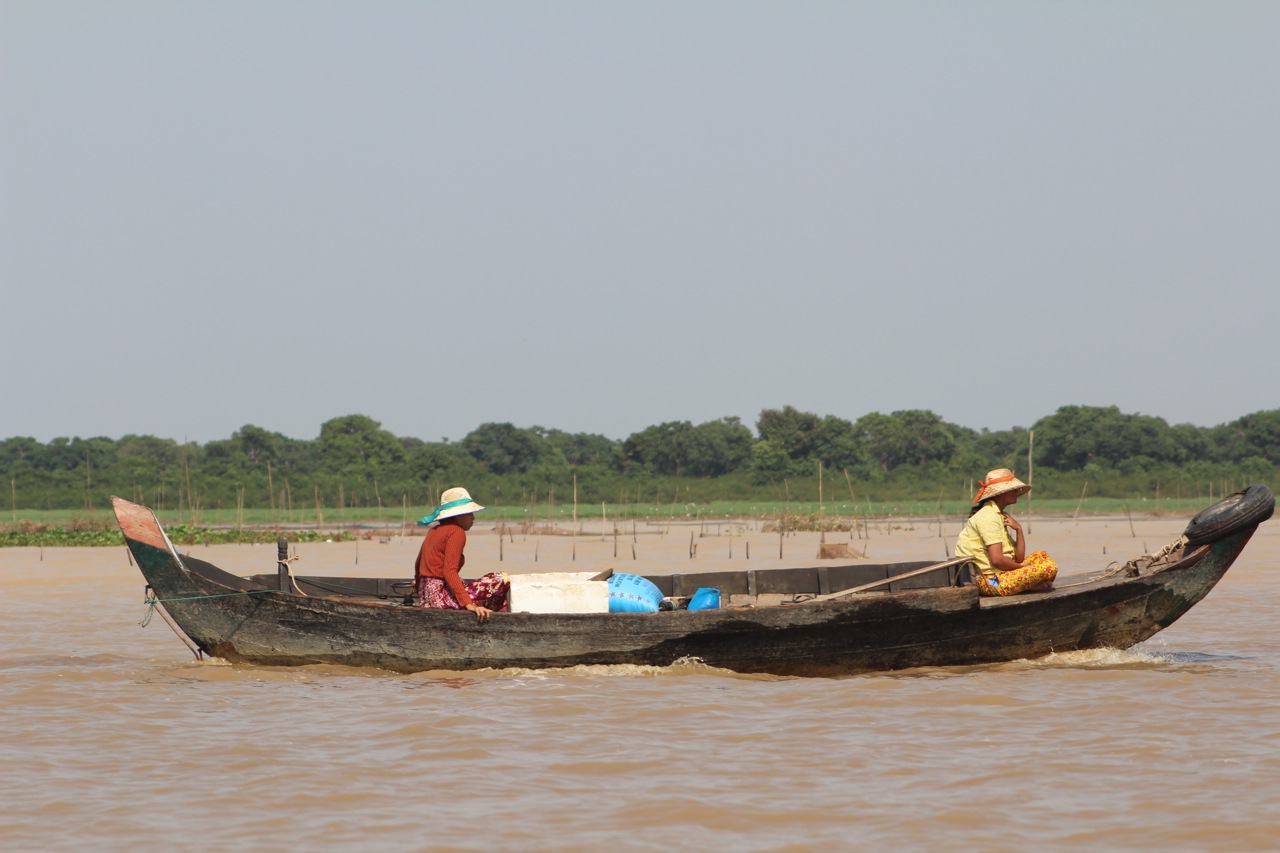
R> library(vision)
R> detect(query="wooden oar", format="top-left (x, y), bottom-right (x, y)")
top-left (807, 556), bottom-right (975, 602)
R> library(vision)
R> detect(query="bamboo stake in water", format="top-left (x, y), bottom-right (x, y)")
top-left (843, 469), bottom-right (861, 540)
top-left (935, 490), bottom-right (944, 538)
top-left (1026, 429), bottom-right (1034, 535)
top-left (1073, 481), bottom-right (1089, 524)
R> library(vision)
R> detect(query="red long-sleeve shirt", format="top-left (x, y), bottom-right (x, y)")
top-left (415, 521), bottom-right (472, 607)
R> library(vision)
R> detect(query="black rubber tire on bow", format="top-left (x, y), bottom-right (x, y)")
top-left (1183, 484), bottom-right (1276, 546)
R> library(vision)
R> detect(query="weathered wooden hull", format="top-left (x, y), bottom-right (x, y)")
top-left (114, 497), bottom-right (1256, 677)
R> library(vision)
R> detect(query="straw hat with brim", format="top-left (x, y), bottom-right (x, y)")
top-left (973, 469), bottom-right (1031, 504)
top-left (418, 487), bottom-right (486, 526)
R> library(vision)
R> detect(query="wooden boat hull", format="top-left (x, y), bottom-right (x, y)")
top-left (114, 497), bottom-right (1258, 677)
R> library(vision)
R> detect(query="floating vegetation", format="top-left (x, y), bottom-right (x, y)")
top-left (0, 519), bottom-right (351, 548)
top-left (761, 513), bottom-right (857, 533)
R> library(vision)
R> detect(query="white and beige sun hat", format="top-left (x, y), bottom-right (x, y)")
top-left (418, 487), bottom-right (486, 526)
top-left (972, 468), bottom-right (1031, 504)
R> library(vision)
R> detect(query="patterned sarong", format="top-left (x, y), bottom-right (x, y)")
top-left (417, 572), bottom-right (510, 611)
top-left (976, 550), bottom-right (1058, 597)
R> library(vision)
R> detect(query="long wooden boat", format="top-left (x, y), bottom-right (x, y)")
top-left (113, 487), bottom-right (1273, 677)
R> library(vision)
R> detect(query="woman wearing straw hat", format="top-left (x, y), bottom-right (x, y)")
top-left (414, 487), bottom-right (509, 622)
top-left (955, 468), bottom-right (1057, 597)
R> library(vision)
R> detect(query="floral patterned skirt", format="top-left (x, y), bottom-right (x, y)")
top-left (417, 573), bottom-right (510, 611)
top-left (977, 550), bottom-right (1058, 597)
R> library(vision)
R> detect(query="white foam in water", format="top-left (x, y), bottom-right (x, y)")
top-left (1031, 646), bottom-right (1169, 667)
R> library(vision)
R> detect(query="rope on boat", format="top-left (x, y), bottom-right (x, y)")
top-left (1090, 535), bottom-right (1188, 582)
top-left (136, 584), bottom-right (269, 661)
top-left (278, 552), bottom-right (306, 595)
top-left (139, 588), bottom-right (275, 641)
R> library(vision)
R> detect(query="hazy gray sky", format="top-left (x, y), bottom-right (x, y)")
top-left (3, 1), bottom-right (1277, 445)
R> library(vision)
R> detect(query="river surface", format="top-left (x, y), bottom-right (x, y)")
top-left (3, 515), bottom-right (1278, 851)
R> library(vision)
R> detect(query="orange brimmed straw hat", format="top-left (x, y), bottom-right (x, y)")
top-left (973, 468), bottom-right (1031, 504)
top-left (418, 487), bottom-right (486, 526)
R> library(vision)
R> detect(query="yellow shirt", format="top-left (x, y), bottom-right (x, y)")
top-left (955, 502), bottom-right (1014, 576)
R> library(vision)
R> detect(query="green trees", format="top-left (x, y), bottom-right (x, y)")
top-left (0, 406), bottom-right (1276, 511)
top-left (318, 415), bottom-right (405, 472)
top-left (461, 423), bottom-right (547, 474)
top-left (747, 404), bottom-right (865, 479)
top-left (1032, 405), bottom-right (1200, 469)
top-left (1214, 410), bottom-right (1280, 464)
top-left (750, 407), bottom-right (954, 483)
top-left (855, 410), bottom-right (958, 472)
top-left (621, 418), bottom-right (753, 477)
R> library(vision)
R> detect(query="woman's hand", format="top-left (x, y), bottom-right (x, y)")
top-left (1001, 511), bottom-right (1027, 563)
top-left (466, 603), bottom-right (493, 623)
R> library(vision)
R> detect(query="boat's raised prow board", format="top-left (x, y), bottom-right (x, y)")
top-left (112, 496), bottom-right (179, 557)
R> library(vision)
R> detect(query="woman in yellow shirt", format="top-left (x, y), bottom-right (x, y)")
top-left (955, 468), bottom-right (1056, 596)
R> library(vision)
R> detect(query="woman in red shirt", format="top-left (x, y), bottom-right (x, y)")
top-left (415, 487), bottom-right (509, 621)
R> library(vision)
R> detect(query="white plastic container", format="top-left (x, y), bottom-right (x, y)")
top-left (507, 571), bottom-right (612, 614)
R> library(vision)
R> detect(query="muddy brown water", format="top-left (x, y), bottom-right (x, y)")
top-left (3, 514), bottom-right (1278, 851)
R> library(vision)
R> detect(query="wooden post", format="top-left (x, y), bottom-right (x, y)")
top-left (277, 538), bottom-right (290, 591)
top-left (1026, 429), bottom-right (1034, 535)
top-left (818, 461), bottom-right (824, 519)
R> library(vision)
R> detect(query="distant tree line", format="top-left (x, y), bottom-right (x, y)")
top-left (1, 406), bottom-right (1277, 513)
